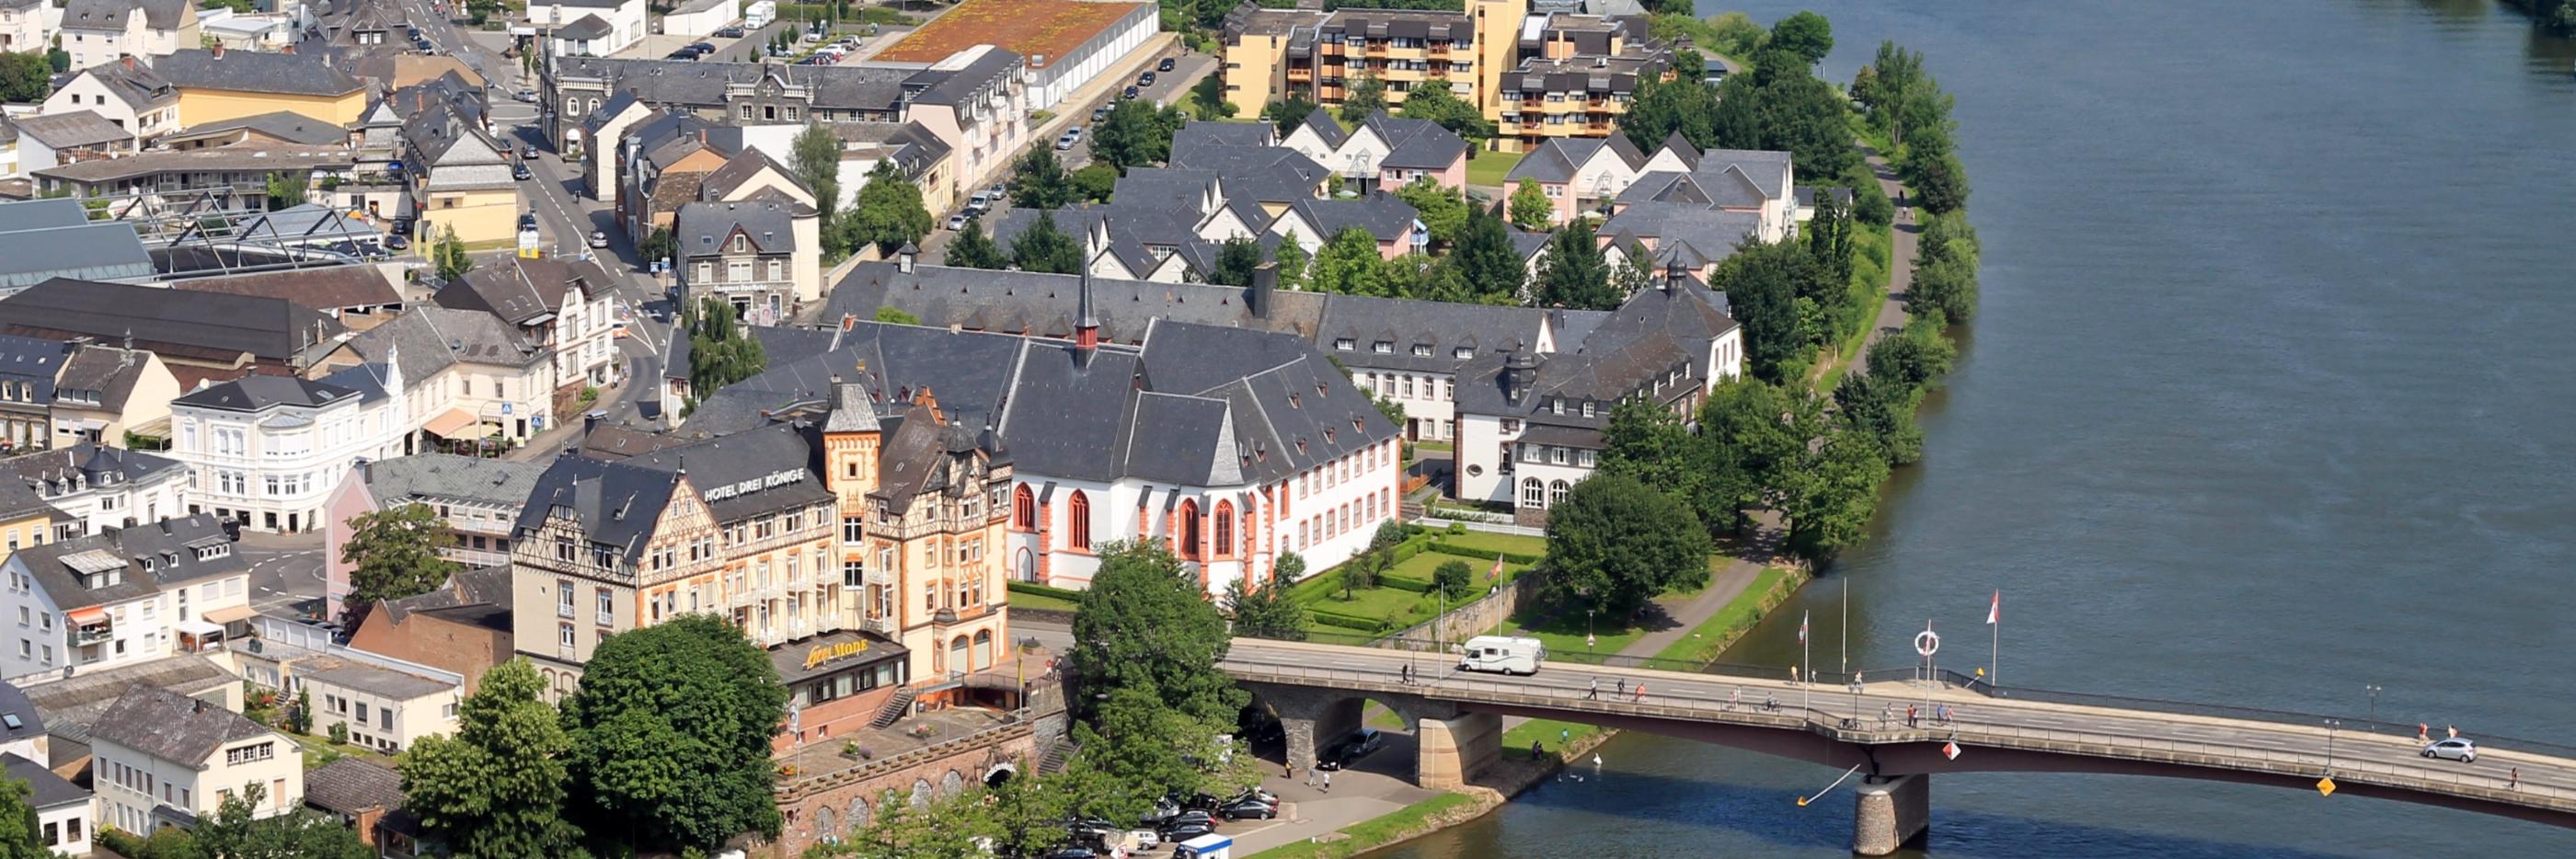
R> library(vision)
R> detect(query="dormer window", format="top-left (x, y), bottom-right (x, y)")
top-left (1334, 338), bottom-right (1354, 350)
top-left (732, 235), bottom-right (747, 253)
top-left (1454, 347), bottom-right (1474, 360)
top-left (1581, 401), bottom-right (1595, 418)
top-left (1373, 341), bottom-right (1393, 354)
top-left (1411, 344), bottom-right (1432, 357)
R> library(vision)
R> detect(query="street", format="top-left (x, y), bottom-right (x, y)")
top-left (236, 532), bottom-right (327, 619)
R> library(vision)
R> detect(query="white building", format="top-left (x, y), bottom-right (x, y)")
top-left (0, 444), bottom-right (190, 538)
top-left (41, 59), bottom-right (180, 140)
top-left (0, 0), bottom-right (53, 54)
top-left (3, 754), bottom-right (89, 857)
top-left (58, 0), bottom-right (199, 72)
top-left (88, 685), bottom-right (300, 834)
top-left (660, 0), bottom-right (738, 38)
top-left (169, 361), bottom-right (408, 534)
top-left (521, 0), bottom-right (644, 58)
top-left (0, 513), bottom-right (251, 682)
top-left (431, 256), bottom-right (624, 392)
top-left (231, 615), bottom-right (463, 755)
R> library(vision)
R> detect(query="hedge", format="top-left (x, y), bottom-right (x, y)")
top-left (1425, 541), bottom-right (1543, 566)
top-left (1309, 610), bottom-right (1389, 632)
top-left (1007, 580), bottom-right (1084, 601)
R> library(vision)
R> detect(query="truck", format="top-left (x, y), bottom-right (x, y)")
top-left (1456, 635), bottom-right (1547, 676)
top-left (1174, 833), bottom-right (1232, 859)
top-left (744, 0), bottom-right (776, 28)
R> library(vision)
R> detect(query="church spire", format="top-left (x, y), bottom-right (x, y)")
top-left (1075, 255), bottom-right (1100, 350)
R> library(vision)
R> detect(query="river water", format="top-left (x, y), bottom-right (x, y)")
top-left (1375, 1), bottom-right (2576, 856)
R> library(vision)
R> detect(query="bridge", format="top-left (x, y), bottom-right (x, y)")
top-left (1221, 637), bottom-right (2576, 854)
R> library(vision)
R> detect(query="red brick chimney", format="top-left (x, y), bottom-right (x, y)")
top-left (212, 43), bottom-right (224, 59)
top-left (121, 56), bottom-right (133, 71)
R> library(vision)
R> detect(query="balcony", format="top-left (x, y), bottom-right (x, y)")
top-left (859, 613), bottom-right (897, 636)
top-left (73, 624), bottom-right (111, 646)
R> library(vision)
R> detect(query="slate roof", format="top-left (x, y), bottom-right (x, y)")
top-left (435, 255), bottom-right (615, 326)
top-left (1454, 279), bottom-right (1737, 427)
top-left (158, 110), bottom-right (351, 147)
top-left (153, 48), bottom-right (366, 97)
top-left (1597, 202), bottom-right (1763, 268)
top-left (868, 401), bottom-right (1002, 514)
top-left (0, 479), bottom-right (52, 522)
top-left (1311, 293), bottom-right (1561, 373)
top-left (676, 199), bottom-right (800, 258)
top-left (344, 305), bottom-right (547, 380)
top-left (1290, 194), bottom-right (1419, 243)
top-left (1297, 108), bottom-right (1347, 150)
top-left (17, 655), bottom-right (230, 747)
top-left (554, 13), bottom-right (613, 40)
top-left (0, 754), bottom-right (84, 810)
top-left (33, 147), bottom-right (357, 185)
top-left (374, 564), bottom-right (512, 624)
top-left (0, 335), bottom-right (65, 402)
top-left (911, 47), bottom-right (1021, 107)
top-left (0, 443), bottom-right (186, 494)
top-left (1694, 148), bottom-right (1792, 199)
top-left (291, 656), bottom-right (454, 699)
top-left (8, 110), bottom-right (135, 150)
top-left (73, 61), bottom-right (178, 112)
top-left (1360, 112), bottom-right (1466, 171)
top-left (0, 684), bottom-right (41, 748)
top-left (697, 146), bottom-right (808, 203)
top-left (9, 513), bottom-right (242, 613)
top-left (304, 756), bottom-right (405, 816)
top-left (52, 344), bottom-right (155, 411)
top-left (824, 261), bottom-right (1321, 347)
top-left (515, 423), bottom-right (830, 563)
top-left (89, 685), bottom-right (274, 767)
top-left (360, 454), bottom-right (546, 508)
top-left (0, 199), bottom-right (85, 233)
top-left (1167, 142), bottom-right (1328, 203)
top-left (172, 374), bottom-right (363, 412)
top-left (1110, 167), bottom-right (1218, 216)
top-left (550, 56), bottom-right (920, 112)
top-left (167, 265), bottom-right (402, 311)
top-left (1168, 120), bottom-right (1277, 163)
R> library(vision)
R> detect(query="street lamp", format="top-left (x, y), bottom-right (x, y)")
top-left (2324, 718), bottom-right (2340, 776)
top-left (1577, 586), bottom-right (1594, 657)
top-left (2364, 684), bottom-right (2384, 729)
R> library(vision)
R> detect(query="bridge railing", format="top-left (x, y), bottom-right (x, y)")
top-left (1934, 669), bottom-right (2576, 762)
top-left (1223, 659), bottom-right (2576, 811)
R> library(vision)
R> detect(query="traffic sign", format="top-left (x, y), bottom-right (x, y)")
top-left (2316, 776), bottom-right (2337, 796)
top-left (1942, 741), bottom-right (1961, 761)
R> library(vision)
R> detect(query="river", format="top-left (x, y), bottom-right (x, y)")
top-left (1374, 1), bottom-right (2576, 856)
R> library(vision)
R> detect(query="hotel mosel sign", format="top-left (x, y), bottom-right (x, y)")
top-left (802, 639), bottom-right (870, 670)
top-left (702, 469), bottom-right (808, 502)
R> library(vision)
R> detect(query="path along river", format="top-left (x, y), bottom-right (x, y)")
top-left (1374, 1), bottom-right (2576, 856)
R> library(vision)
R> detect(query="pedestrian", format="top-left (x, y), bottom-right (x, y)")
top-left (2449, 724), bottom-right (2459, 739)
top-left (2418, 722), bottom-right (2429, 741)
top-left (1907, 704), bottom-right (1918, 727)
top-left (2512, 767), bottom-right (2521, 789)
top-left (1283, 761), bottom-right (1294, 778)
top-left (1305, 766), bottom-right (1318, 788)
top-left (1616, 679), bottom-right (1627, 696)
top-left (1588, 678), bottom-right (1600, 700)
top-left (1321, 771), bottom-right (1332, 793)
top-left (1882, 704), bottom-right (1893, 727)
top-left (1532, 739), bottom-right (1544, 758)
top-left (1400, 662), bottom-right (1411, 683)
top-left (1633, 682), bottom-right (1647, 703)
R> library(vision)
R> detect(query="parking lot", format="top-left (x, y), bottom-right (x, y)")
top-left (923, 48), bottom-right (1215, 244)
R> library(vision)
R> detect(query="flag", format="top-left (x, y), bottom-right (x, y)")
top-left (1487, 552), bottom-right (1504, 581)
top-left (1986, 590), bottom-right (2000, 625)
top-left (1798, 611), bottom-right (1809, 645)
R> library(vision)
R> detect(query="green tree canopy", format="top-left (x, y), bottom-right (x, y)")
top-left (338, 503), bottom-right (459, 614)
top-left (191, 782), bottom-right (374, 859)
top-left (1266, 93), bottom-right (1319, 136)
top-left (1911, 212), bottom-right (1982, 324)
top-left (1782, 424), bottom-right (1889, 563)
top-left (1695, 378), bottom-right (1808, 532)
top-left (1394, 177), bottom-right (1468, 246)
top-left (1451, 212), bottom-right (1525, 301)
top-left (1710, 238), bottom-right (1824, 382)
top-left (1008, 210), bottom-right (1086, 274)
top-left (942, 215), bottom-right (1006, 269)
top-left (1620, 69), bottom-right (1718, 154)
top-left (1070, 163), bottom-right (1120, 203)
top-left (1224, 560), bottom-right (1309, 641)
top-left (565, 614), bottom-right (788, 853)
top-left (1395, 82), bottom-right (1495, 144)
top-left (1706, 50), bottom-right (1859, 178)
top-left (846, 160), bottom-right (933, 254)
top-left (1072, 541), bottom-right (1248, 725)
top-left (1540, 473), bottom-right (1710, 619)
top-left (1011, 148), bottom-right (1075, 211)
top-left (1271, 231), bottom-right (1312, 292)
top-left (1766, 10), bottom-right (1834, 66)
top-left (790, 122), bottom-right (845, 235)
top-left (1203, 236), bottom-right (1266, 286)
top-left (433, 225), bottom-right (470, 281)
top-left (872, 306), bottom-right (922, 325)
top-left (1308, 226), bottom-right (1395, 295)
top-left (1090, 99), bottom-right (1188, 173)
top-left (1534, 218), bottom-right (1617, 310)
top-left (1339, 73), bottom-right (1386, 124)
top-left (1507, 178), bottom-right (1554, 231)
top-left (1431, 559), bottom-right (1474, 601)
top-left (0, 50), bottom-right (51, 104)
top-left (683, 296), bottom-right (768, 413)
top-left (0, 777), bottom-right (41, 858)
top-left (401, 659), bottom-right (584, 856)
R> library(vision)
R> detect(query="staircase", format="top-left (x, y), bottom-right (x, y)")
top-left (1400, 499), bottom-right (1427, 521)
top-left (1038, 739), bottom-right (1079, 776)
top-left (870, 689), bottom-right (917, 730)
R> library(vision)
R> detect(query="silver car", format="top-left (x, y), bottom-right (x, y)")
top-left (2421, 738), bottom-right (2478, 763)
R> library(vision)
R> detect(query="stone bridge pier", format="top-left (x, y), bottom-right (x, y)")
top-left (1242, 681), bottom-right (1501, 790)
top-left (1852, 773), bottom-right (1929, 855)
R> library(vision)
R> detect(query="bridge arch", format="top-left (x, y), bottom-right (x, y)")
top-left (1240, 680), bottom-right (1496, 788)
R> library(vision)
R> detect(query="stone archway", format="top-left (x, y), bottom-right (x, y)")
top-left (1240, 681), bottom-right (1500, 790)
top-left (984, 762), bottom-right (1018, 787)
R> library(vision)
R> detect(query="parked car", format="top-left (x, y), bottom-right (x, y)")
top-left (1138, 71), bottom-right (1156, 86)
top-left (518, 212), bottom-right (539, 231)
top-left (1091, 105), bottom-right (1112, 121)
top-left (1041, 848), bottom-right (1098, 859)
top-left (514, 87), bottom-right (536, 102)
top-left (668, 49), bottom-right (701, 61)
top-left (1158, 56), bottom-right (1177, 72)
top-left (1121, 86), bottom-right (1140, 100)
top-left (1139, 796), bottom-right (1183, 826)
top-left (986, 183), bottom-right (1007, 200)
top-left (716, 25), bottom-right (745, 38)
top-left (1216, 796), bottom-right (1278, 820)
top-left (945, 213), bottom-right (970, 231)
top-left (2422, 739), bottom-right (2478, 762)
top-left (384, 233), bottom-right (409, 250)
top-left (1317, 727), bottom-right (1384, 770)
top-left (588, 231), bottom-right (610, 249)
top-left (965, 192), bottom-right (990, 213)
top-left (1159, 818), bottom-right (1217, 842)
top-left (512, 162), bottom-right (532, 180)
top-left (687, 41), bottom-right (717, 54)
top-left (1055, 129), bottom-right (1082, 150)
top-left (1065, 816), bottom-right (1121, 840)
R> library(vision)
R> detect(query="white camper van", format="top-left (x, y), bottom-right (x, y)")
top-left (1457, 636), bottom-right (1547, 675)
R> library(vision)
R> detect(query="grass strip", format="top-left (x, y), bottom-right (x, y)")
top-left (1243, 792), bottom-right (1480, 859)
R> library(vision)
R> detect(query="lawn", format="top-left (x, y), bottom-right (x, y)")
top-left (1245, 792), bottom-right (1478, 859)
top-left (1431, 531), bottom-right (1546, 559)
top-left (1651, 567), bottom-right (1800, 664)
top-left (1294, 548), bottom-right (1537, 634)
top-left (1007, 588), bottom-right (1081, 613)
top-left (1465, 150), bottom-right (1524, 188)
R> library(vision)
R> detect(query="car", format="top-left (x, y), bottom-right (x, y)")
top-left (1041, 849), bottom-right (1098, 859)
top-left (2423, 738), bottom-right (2478, 762)
top-left (1158, 56), bottom-right (1176, 72)
top-left (518, 212), bottom-right (539, 230)
top-left (1138, 72), bottom-right (1156, 86)
top-left (523, 145), bottom-right (539, 160)
top-left (1065, 816), bottom-right (1121, 840)
top-left (965, 192), bottom-right (990, 212)
top-left (1161, 810), bottom-right (1213, 829)
top-left (514, 87), bottom-right (537, 103)
top-left (688, 41), bottom-right (717, 54)
top-left (512, 163), bottom-right (533, 180)
top-left (384, 234), bottom-right (409, 250)
top-left (1121, 86), bottom-right (1140, 99)
top-left (1317, 727), bottom-right (1384, 770)
top-left (1139, 796), bottom-right (1183, 826)
top-left (668, 49), bottom-right (701, 61)
top-left (1055, 131), bottom-right (1081, 150)
top-left (1216, 796), bottom-right (1278, 820)
top-left (945, 213), bottom-right (970, 231)
top-left (1091, 105), bottom-right (1112, 120)
top-left (588, 230), bottom-right (610, 249)
top-left (1159, 819), bottom-right (1217, 842)
top-left (716, 25), bottom-right (744, 38)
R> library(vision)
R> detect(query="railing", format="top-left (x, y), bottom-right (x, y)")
top-left (1936, 669), bottom-right (2576, 762)
top-left (1219, 660), bottom-right (2576, 811)
top-left (73, 627), bottom-right (112, 646)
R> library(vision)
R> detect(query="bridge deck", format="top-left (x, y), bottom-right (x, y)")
top-left (1221, 638), bottom-right (2576, 824)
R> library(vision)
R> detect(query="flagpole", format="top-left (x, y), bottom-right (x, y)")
top-left (1840, 578), bottom-right (1848, 675)
top-left (1988, 589), bottom-right (1999, 691)
top-left (1800, 610), bottom-right (1811, 716)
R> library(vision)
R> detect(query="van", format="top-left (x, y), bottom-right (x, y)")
top-left (1457, 635), bottom-right (1546, 676)
top-left (1173, 833), bottom-right (1232, 859)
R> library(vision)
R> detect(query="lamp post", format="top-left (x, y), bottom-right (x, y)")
top-left (2364, 684), bottom-right (2383, 729)
top-left (1578, 586), bottom-right (1594, 658)
top-left (2324, 718), bottom-right (2340, 776)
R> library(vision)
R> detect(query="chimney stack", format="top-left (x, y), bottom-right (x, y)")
top-left (213, 43), bottom-right (224, 59)
top-left (1074, 257), bottom-right (1100, 351)
top-left (1248, 262), bottom-right (1276, 318)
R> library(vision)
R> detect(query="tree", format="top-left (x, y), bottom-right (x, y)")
top-left (1865, 316), bottom-right (1957, 393)
top-left (263, 172), bottom-right (306, 211)
top-left (847, 160), bottom-right (933, 254)
top-left (43, 48), bottom-right (68, 75)
top-left (1451, 212), bottom-right (1525, 300)
top-left (1431, 559), bottom-right (1473, 601)
top-left (1070, 541), bottom-right (1247, 726)
top-left (1225, 560), bottom-right (1309, 641)
top-left (1707, 50), bottom-right (1859, 178)
top-left (1620, 69), bottom-right (1717, 154)
top-left (1338, 72), bottom-right (1386, 124)
top-left (1393, 177), bottom-right (1467, 246)
top-left (790, 122), bottom-right (845, 230)
top-left (1711, 238), bottom-right (1824, 383)
top-left (942, 216), bottom-right (1006, 269)
top-left (1069, 163), bottom-right (1120, 203)
top-left (565, 614), bottom-right (789, 853)
top-left (1540, 473), bottom-right (1710, 620)
top-left (1534, 219), bottom-right (1617, 310)
top-left (638, 224), bottom-right (677, 268)
top-left (1911, 212), bottom-right (1981, 324)
top-left (1271, 232), bottom-right (1311, 292)
top-left (1599, 397), bottom-right (1702, 507)
top-left (434, 224), bottom-right (470, 281)
top-left (1337, 550), bottom-right (1379, 600)
top-left (1090, 99), bottom-right (1186, 173)
top-left (1907, 154), bottom-right (1970, 215)
top-left (338, 503), bottom-right (458, 613)
top-left (1507, 178), bottom-right (1554, 231)
top-left (1782, 425), bottom-right (1888, 563)
top-left (289, 686), bottom-right (313, 735)
top-left (1806, 187), bottom-right (1854, 285)
top-left (0, 778), bottom-right (41, 859)
top-left (1008, 210), bottom-right (1086, 274)
top-left (683, 296), bottom-right (768, 414)
top-left (1266, 93), bottom-right (1318, 136)
top-left (1834, 370), bottom-right (1923, 466)
top-left (1766, 10), bottom-right (1834, 66)
top-left (1610, 240), bottom-right (1658, 297)
top-left (402, 659), bottom-right (584, 857)
top-left (192, 782), bottom-right (374, 859)
top-left (1204, 237), bottom-right (1266, 286)
top-left (1861, 40), bottom-right (1952, 151)
top-left (1396, 82), bottom-right (1494, 144)
top-left (1011, 148), bottom-right (1075, 211)
top-left (1696, 378), bottom-right (1808, 532)
top-left (1308, 226), bottom-right (1394, 295)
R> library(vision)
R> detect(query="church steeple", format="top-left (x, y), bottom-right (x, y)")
top-left (1075, 256), bottom-right (1100, 350)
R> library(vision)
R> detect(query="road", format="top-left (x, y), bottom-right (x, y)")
top-left (1219, 638), bottom-right (2576, 809)
top-left (236, 532), bottom-right (328, 619)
